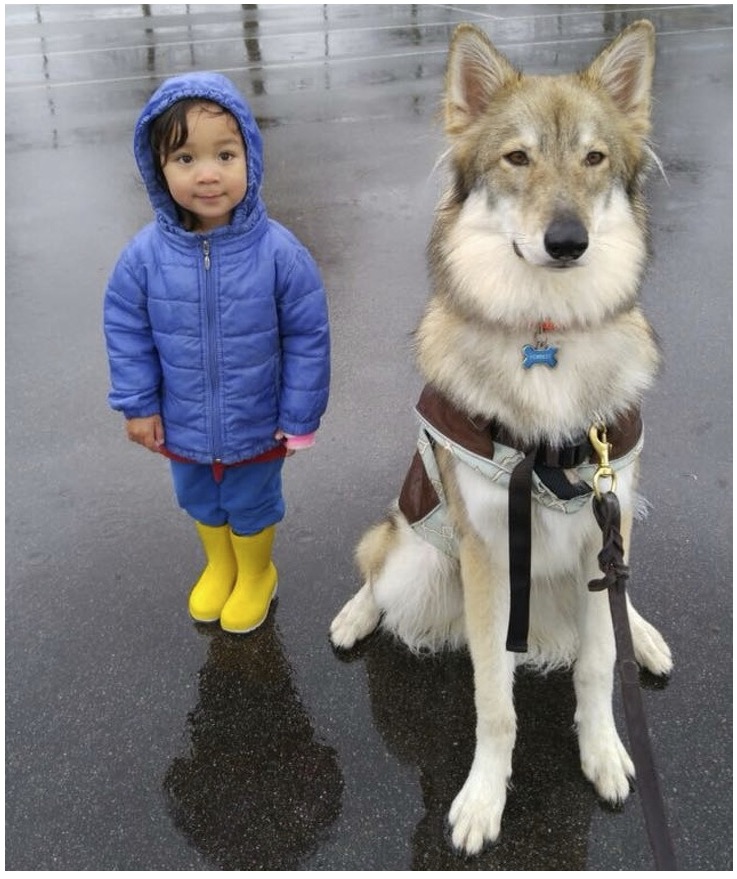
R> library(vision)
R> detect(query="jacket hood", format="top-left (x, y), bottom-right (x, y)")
top-left (133, 72), bottom-right (264, 232)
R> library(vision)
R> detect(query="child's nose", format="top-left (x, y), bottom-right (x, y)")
top-left (196, 161), bottom-right (219, 182)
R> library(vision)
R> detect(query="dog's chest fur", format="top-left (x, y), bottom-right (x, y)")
top-left (414, 279), bottom-right (654, 581)
top-left (416, 297), bottom-right (658, 448)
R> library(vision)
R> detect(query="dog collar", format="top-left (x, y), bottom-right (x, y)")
top-left (522, 320), bottom-right (558, 369)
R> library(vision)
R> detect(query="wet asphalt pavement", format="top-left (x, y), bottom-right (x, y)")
top-left (5, 3), bottom-right (733, 872)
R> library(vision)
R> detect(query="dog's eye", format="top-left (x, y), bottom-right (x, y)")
top-left (585, 151), bottom-right (606, 166)
top-left (505, 151), bottom-right (530, 167)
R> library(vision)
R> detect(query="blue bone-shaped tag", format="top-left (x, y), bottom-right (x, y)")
top-left (522, 344), bottom-right (558, 369)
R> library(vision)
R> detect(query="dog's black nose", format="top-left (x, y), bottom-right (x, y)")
top-left (544, 217), bottom-right (589, 261)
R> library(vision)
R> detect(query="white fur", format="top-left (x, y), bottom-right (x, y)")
top-left (443, 187), bottom-right (646, 329)
top-left (331, 515), bottom-right (465, 654)
top-left (371, 516), bottom-right (465, 652)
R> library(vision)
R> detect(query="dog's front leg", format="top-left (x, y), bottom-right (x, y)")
top-left (448, 530), bottom-right (516, 854)
top-left (574, 511), bottom-right (635, 803)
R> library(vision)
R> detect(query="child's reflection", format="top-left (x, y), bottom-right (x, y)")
top-left (164, 622), bottom-right (343, 870)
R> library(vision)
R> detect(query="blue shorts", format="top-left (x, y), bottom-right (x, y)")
top-left (170, 457), bottom-right (285, 536)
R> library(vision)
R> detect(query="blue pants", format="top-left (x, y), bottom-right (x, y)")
top-left (170, 458), bottom-right (285, 536)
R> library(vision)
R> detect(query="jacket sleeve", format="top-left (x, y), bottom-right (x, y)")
top-left (103, 245), bottom-right (162, 419)
top-left (275, 245), bottom-right (331, 437)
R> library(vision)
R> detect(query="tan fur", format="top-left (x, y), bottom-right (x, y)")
top-left (355, 517), bottom-right (397, 582)
top-left (331, 20), bottom-right (672, 855)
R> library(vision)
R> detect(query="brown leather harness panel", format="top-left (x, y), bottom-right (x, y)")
top-left (398, 384), bottom-right (643, 525)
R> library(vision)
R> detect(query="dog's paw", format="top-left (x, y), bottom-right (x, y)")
top-left (579, 728), bottom-right (635, 803)
top-left (329, 585), bottom-right (381, 650)
top-left (448, 767), bottom-right (507, 855)
top-left (630, 611), bottom-right (673, 677)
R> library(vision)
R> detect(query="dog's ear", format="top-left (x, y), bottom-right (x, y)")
top-left (583, 20), bottom-right (655, 124)
top-left (444, 24), bottom-right (520, 136)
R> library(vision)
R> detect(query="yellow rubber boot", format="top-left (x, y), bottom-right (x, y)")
top-left (188, 522), bottom-right (237, 623)
top-left (220, 526), bottom-right (278, 634)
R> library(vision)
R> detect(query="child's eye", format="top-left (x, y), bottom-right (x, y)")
top-left (175, 154), bottom-right (193, 165)
top-left (219, 151), bottom-right (236, 161)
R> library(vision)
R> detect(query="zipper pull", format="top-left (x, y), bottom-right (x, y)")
top-left (202, 239), bottom-right (211, 270)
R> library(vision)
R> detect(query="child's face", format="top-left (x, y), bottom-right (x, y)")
top-left (160, 103), bottom-right (247, 231)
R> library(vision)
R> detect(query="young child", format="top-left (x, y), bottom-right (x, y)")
top-left (104, 72), bottom-right (330, 634)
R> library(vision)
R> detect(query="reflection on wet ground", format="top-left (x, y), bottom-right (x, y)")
top-left (5, 3), bottom-right (732, 871)
top-left (164, 622), bottom-right (343, 870)
top-left (358, 638), bottom-right (591, 870)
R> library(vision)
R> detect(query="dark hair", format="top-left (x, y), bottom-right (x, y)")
top-left (149, 99), bottom-right (230, 229)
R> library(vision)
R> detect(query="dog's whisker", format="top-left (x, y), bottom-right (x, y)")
top-left (645, 144), bottom-right (670, 186)
top-left (429, 146), bottom-right (453, 182)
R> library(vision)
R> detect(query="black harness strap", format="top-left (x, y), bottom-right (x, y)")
top-left (506, 447), bottom-right (537, 652)
top-left (589, 492), bottom-right (677, 870)
top-left (506, 437), bottom-right (592, 652)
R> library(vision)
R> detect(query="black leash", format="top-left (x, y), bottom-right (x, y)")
top-left (505, 425), bottom-right (676, 869)
top-left (589, 489), bottom-right (677, 870)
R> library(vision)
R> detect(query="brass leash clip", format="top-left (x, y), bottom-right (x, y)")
top-left (588, 423), bottom-right (617, 499)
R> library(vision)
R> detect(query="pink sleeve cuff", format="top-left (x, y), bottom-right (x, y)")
top-left (284, 432), bottom-right (316, 450)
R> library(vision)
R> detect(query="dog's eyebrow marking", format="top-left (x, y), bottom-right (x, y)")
top-left (577, 123), bottom-right (597, 145)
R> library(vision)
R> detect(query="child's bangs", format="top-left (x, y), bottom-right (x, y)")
top-left (150, 99), bottom-right (227, 162)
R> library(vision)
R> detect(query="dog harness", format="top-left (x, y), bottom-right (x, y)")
top-left (398, 385), bottom-right (644, 650)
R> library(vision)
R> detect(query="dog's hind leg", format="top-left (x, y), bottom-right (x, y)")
top-left (447, 530), bottom-right (516, 854)
top-left (330, 518), bottom-right (395, 649)
top-left (330, 581), bottom-right (381, 650)
top-left (628, 598), bottom-right (673, 677)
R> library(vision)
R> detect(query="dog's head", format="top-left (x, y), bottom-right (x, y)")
top-left (432, 21), bottom-right (656, 328)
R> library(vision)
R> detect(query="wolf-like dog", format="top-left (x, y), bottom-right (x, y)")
top-left (330, 20), bottom-right (673, 855)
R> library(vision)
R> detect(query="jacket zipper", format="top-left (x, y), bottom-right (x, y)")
top-left (202, 239), bottom-right (222, 462)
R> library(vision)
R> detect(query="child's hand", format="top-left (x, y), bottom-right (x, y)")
top-left (275, 429), bottom-right (316, 456)
top-left (126, 415), bottom-right (165, 452)
top-left (274, 429), bottom-right (296, 457)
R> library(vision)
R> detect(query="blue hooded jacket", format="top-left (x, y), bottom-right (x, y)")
top-left (104, 72), bottom-right (330, 464)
